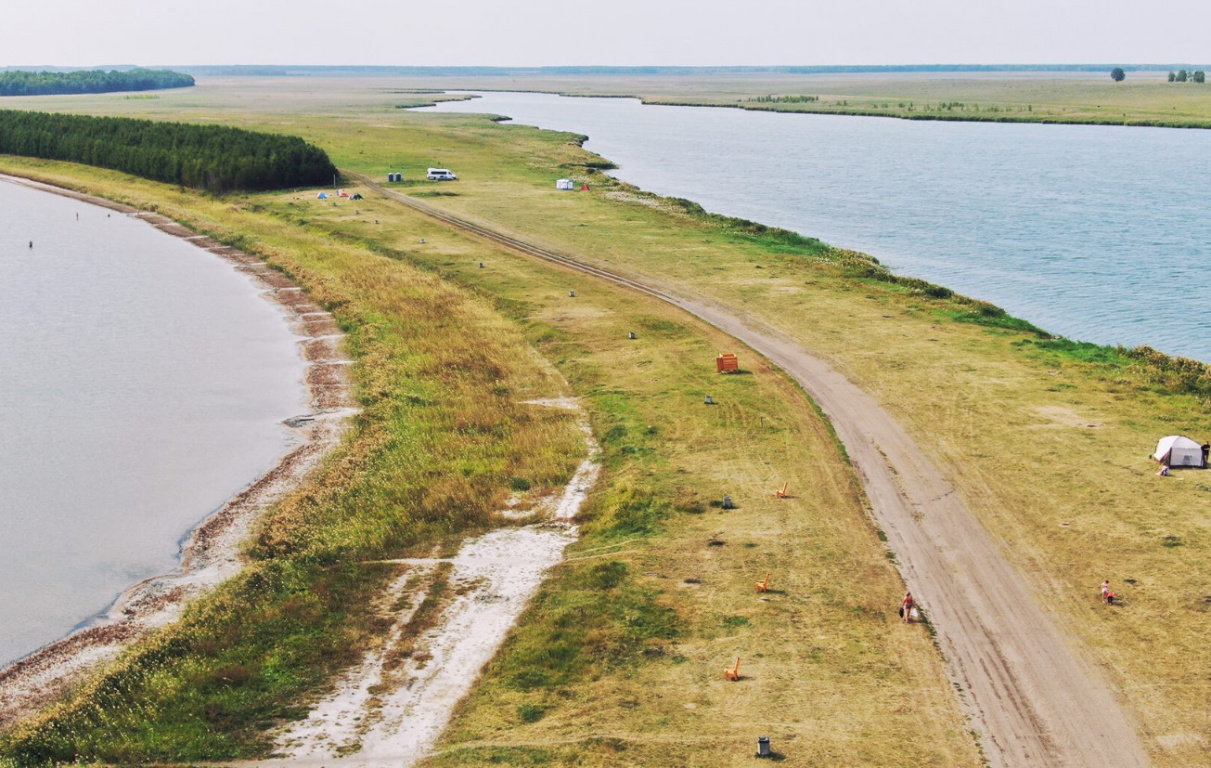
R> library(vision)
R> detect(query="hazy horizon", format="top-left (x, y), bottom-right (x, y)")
top-left (3, 1), bottom-right (1209, 69)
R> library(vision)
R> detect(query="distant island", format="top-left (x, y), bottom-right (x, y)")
top-left (0, 69), bottom-right (194, 96)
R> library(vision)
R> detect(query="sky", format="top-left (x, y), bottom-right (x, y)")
top-left (2, 0), bottom-right (1208, 68)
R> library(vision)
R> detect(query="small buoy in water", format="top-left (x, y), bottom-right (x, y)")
top-left (569, 290), bottom-right (576, 297)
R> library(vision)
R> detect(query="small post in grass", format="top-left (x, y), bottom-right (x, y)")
top-left (756, 736), bottom-right (772, 758)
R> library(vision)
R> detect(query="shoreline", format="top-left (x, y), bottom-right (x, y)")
top-left (423, 92), bottom-right (1211, 367)
top-left (0, 173), bottom-right (357, 730)
top-left (420, 87), bottom-right (1211, 130)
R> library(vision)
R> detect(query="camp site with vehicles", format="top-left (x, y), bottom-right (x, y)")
top-left (0, 62), bottom-right (1209, 768)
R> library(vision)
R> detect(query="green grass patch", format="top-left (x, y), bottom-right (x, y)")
top-left (498, 559), bottom-right (679, 694)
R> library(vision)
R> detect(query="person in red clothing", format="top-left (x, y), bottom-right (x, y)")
top-left (900, 592), bottom-right (916, 623)
top-left (1100, 580), bottom-right (1115, 605)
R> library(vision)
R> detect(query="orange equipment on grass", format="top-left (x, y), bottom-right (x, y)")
top-left (756, 574), bottom-right (772, 593)
top-left (724, 657), bottom-right (741, 681)
top-left (773, 482), bottom-right (788, 499)
top-left (716, 353), bottom-right (739, 373)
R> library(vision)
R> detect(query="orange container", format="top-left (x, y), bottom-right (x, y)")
top-left (716, 353), bottom-right (739, 373)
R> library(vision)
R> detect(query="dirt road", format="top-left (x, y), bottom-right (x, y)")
top-left (368, 178), bottom-right (1152, 767)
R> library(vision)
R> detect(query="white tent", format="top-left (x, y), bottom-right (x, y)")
top-left (1153, 435), bottom-right (1206, 468)
top-left (555, 178), bottom-right (574, 190)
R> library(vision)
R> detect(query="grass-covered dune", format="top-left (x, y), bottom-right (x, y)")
top-left (0, 77), bottom-right (1207, 765)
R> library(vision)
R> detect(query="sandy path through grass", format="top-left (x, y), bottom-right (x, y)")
top-left (270, 400), bottom-right (599, 767)
top-left (375, 181), bottom-right (1153, 768)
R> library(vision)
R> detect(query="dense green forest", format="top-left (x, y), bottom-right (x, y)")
top-left (0, 111), bottom-right (336, 191)
top-left (0, 69), bottom-right (194, 96)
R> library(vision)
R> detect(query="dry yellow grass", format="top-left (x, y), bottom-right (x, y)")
top-left (375, 119), bottom-right (1210, 764)
top-left (2, 75), bottom-right (1207, 764)
top-left (0, 153), bottom-right (980, 765)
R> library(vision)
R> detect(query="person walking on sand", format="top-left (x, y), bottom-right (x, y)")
top-left (900, 592), bottom-right (916, 623)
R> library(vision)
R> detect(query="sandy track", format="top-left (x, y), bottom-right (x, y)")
top-left (368, 178), bottom-right (1152, 768)
top-left (269, 400), bottom-right (599, 767)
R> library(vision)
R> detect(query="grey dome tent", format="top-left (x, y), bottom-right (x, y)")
top-left (1153, 435), bottom-right (1206, 468)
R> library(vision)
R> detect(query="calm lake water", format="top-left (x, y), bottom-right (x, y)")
top-left (0, 180), bottom-right (305, 667)
top-left (429, 92), bottom-right (1211, 362)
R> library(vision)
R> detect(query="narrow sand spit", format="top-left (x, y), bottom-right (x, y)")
top-left (271, 401), bottom-right (599, 767)
top-left (0, 174), bottom-right (356, 729)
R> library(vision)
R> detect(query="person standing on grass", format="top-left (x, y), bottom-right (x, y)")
top-left (1201, 441), bottom-right (1209, 467)
top-left (1101, 581), bottom-right (1115, 605)
top-left (901, 592), bottom-right (916, 623)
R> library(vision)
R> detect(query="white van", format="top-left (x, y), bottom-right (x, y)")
top-left (427, 168), bottom-right (457, 181)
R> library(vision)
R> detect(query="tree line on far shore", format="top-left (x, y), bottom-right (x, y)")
top-left (1167, 69), bottom-right (1206, 83)
top-left (1110, 67), bottom-right (1205, 83)
top-left (0, 110), bottom-right (337, 192)
top-left (0, 69), bottom-right (195, 96)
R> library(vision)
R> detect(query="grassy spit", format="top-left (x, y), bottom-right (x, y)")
top-left (367, 70), bottom-right (1211, 128)
top-left (0, 150), bottom-right (977, 765)
top-left (0, 77), bottom-right (1206, 764)
top-left (295, 98), bottom-right (1207, 764)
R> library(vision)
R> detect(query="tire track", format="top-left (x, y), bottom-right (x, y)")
top-left (357, 174), bottom-right (1151, 768)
